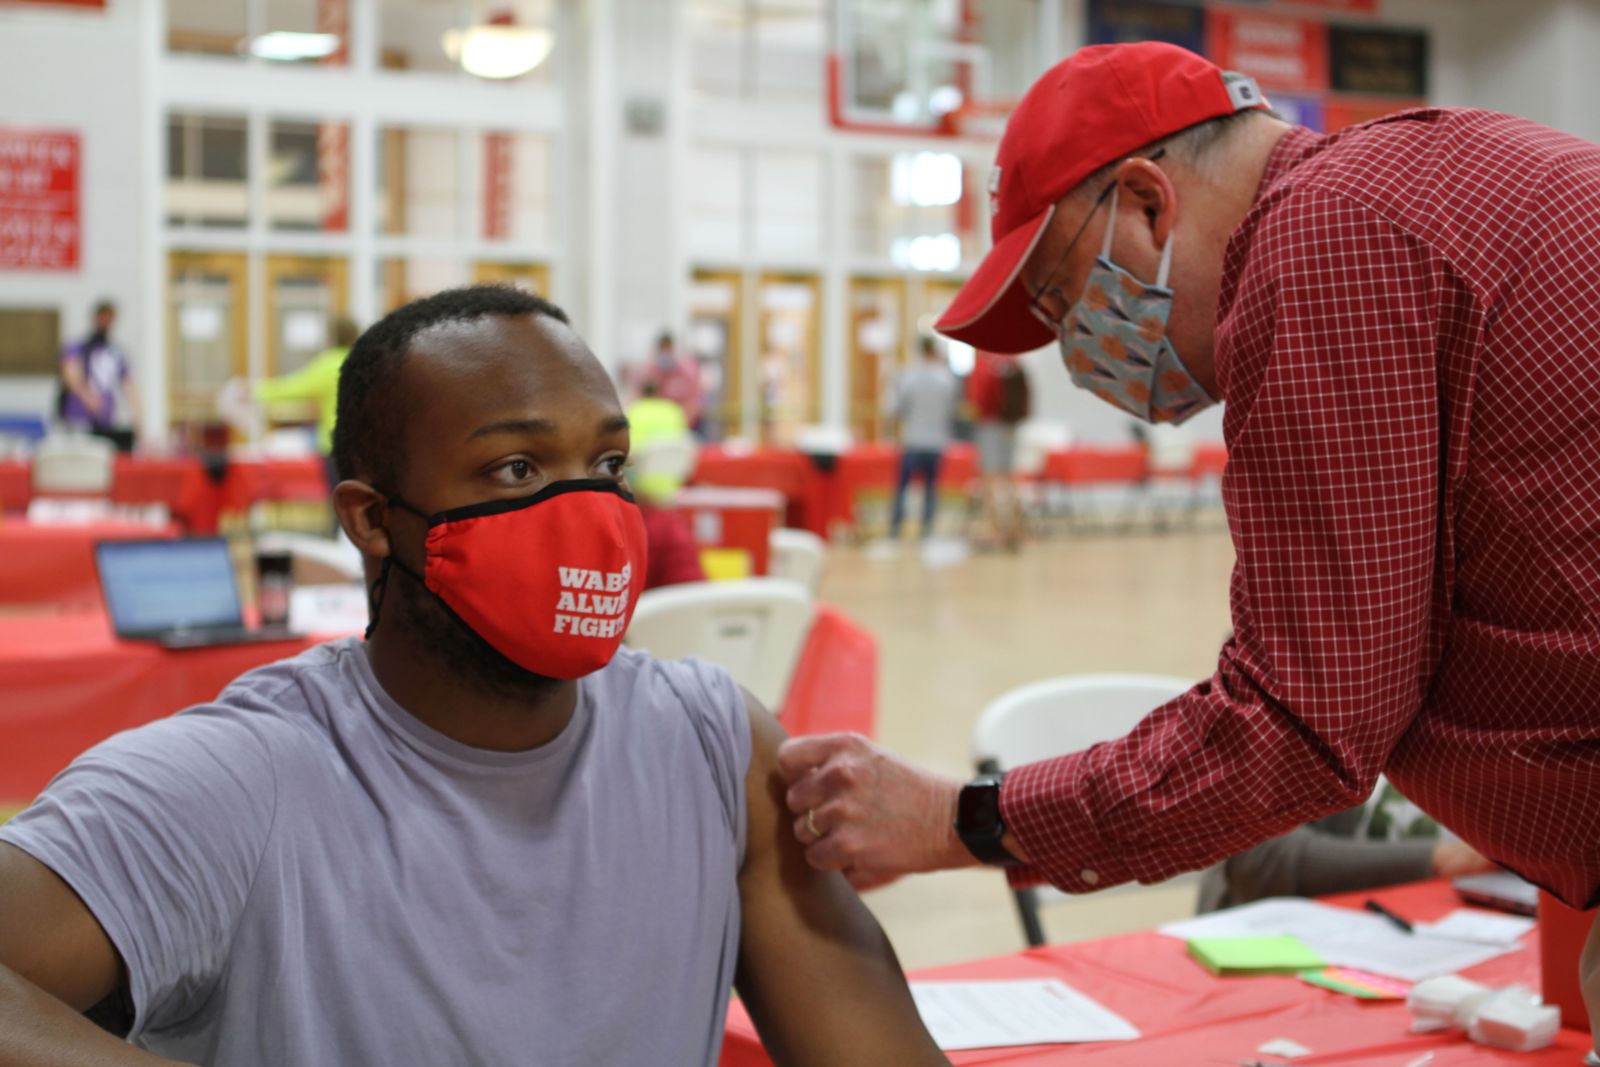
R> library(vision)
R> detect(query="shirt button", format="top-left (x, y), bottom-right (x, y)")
top-left (1080, 868), bottom-right (1100, 886)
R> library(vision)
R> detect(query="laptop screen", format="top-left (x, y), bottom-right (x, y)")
top-left (96, 538), bottom-right (244, 635)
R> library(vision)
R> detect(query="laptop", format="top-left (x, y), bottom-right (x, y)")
top-left (1452, 870), bottom-right (1540, 917)
top-left (95, 537), bottom-right (301, 649)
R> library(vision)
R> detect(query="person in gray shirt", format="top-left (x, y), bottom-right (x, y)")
top-left (0, 286), bottom-right (947, 1067)
top-left (887, 336), bottom-right (959, 540)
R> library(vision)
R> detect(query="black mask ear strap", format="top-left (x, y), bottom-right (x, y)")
top-left (364, 557), bottom-right (391, 640)
top-left (365, 490), bottom-right (432, 640)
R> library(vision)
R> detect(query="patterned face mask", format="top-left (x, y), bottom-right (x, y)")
top-left (1052, 186), bottom-right (1215, 425)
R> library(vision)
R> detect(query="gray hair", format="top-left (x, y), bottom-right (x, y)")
top-left (1070, 108), bottom-right (1280, 203)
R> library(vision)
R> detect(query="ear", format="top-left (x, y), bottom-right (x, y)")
top-left (333, 479), bottom-right (392, 561)
top-left (1114, 156), bottom-right (1178, 249)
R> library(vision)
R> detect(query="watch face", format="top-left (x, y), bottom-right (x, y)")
top-left (958, 781), bottom-right (1002, 838)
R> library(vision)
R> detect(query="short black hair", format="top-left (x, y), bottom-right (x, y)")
top-left (332, 285), bottom-right (570, 488)
top-left (93, 299), bottom-right (116, 318)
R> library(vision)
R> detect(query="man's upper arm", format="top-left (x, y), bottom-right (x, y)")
top-left (735, 694), bottom-right (947, 1067)
top-left (0, 842), bottom-right (123, 1012)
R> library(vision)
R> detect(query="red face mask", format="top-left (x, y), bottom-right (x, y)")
top-left (377, 480), bottom-right (649, 680)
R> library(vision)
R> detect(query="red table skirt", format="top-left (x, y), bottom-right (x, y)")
top-left (0, 521), bottom-right (178, 608)
top-left (0, 455), bottom-right (330, 535)
top-left (721, 880), bottom-right (1589, 1066)
top-left (0, 611), bottom-right (329, 801)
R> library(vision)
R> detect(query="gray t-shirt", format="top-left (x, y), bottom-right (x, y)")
top-left (891, 363), bottom-right (959, 451)
top-left (0, 639), bottom-right (751, 1066)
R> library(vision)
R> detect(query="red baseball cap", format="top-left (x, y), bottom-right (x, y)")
top-left (936, 43), bottom-right (1268, 353)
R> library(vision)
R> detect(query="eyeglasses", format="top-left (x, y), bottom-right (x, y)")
top-left (1027, 148), bottom-right (1167, 333)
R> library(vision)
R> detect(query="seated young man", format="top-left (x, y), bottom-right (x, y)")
top-left (0, 286), bottom-right (947, 1067)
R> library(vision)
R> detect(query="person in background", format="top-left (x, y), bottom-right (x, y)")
top-left (59, 299), bottom-right (140, 453)
top-left (966, 350), bottom-right (1031, 552)
top-left (636, 330), bottom-right (704, 433)
top-left (887, 336), bottom-right (959, 542)
top-left (1197, 778), bottom-right (1496, 912)
top-left (626, 382), bottom-right (707, 590)
top-left (254, 316), bottom-right (361, 491)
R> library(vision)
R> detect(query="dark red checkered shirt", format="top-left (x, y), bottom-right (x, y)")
top-left (1002, 110), bottom-right (1600, 909)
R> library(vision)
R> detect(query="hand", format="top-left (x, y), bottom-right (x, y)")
top-left (777, 733), bottom-right (975, 890)
top-left (1430, 840), bottom-right (1495, 879)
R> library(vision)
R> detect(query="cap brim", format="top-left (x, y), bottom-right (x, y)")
top-left (935, 207), bottom-right (1059, 354)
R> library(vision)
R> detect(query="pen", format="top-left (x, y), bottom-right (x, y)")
top-left (1364, 898), bottom-right (1414, 934)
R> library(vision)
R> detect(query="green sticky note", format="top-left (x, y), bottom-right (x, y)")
top-left (1187, 935), bottom-right (1325, 975)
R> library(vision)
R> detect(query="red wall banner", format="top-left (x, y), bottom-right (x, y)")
top-left (1207, 8), bottom-right (1329, 95)
top-left (484, 133), bottom-right (514, 241)
top-left (0, 129), bottom-right (80, 272)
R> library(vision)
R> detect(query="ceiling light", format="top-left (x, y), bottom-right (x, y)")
top-left (247, 31), bottom-right (341, 62)
top-left (442, 25), bottom-right (555, 80)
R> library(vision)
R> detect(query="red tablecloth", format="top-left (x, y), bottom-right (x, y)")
top-left (0, 611), bottom-right (328, 802)
top-left (691, 448), bottom-right (826, 535)
top-left (0, 457), bottom-right (218, 532)
top-left (824, 443), bottom-right (978, 536)
top-left (0, 521), bottom-right (177, 608)
top-left (1040, 445), bottom-right (1148, 485)
top-left (720, 880), bottom-right (1588, 1066)
top-left (219, 457), bottom-right (330, 514)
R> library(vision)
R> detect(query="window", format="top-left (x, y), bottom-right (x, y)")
top-left (851, 152), bottom-right (981, 270)
top-left (167, 0), bottom-right (248, 59)
top-left (470, 131), bottom-right (555, 246)
top-left (376, 126), bottom-right (460, 238)
top-left (166, 114), bottom-right (249, 230)
top-left (268, 120), bottom-right (351, 233)
top-left (688, 0), bottom-right (825, 100)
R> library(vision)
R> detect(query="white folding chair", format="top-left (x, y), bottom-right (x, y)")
top-left (971, 672), bottom-right (1192, 947)
top-left (624, 578), bottom-right (814, 709)
top-left (768, 527), bottom-right (826, 595)
top-left (31, 433), bottom-right (115, 496)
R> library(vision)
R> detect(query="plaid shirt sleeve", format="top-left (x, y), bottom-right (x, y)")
top-left (1001, 186), bottom-right (1450, 893)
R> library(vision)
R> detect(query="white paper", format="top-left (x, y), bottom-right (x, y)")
top-left (909, 979), bottom-right (1139, 1051)
top-left (1159, 898), bottom-right (1514, 983)
top-left (1258, 1038), bottom-right (1313, 1059)
top-left (289, 583), bottom-right (368, 636)
top-left (1416, 910), bottom-right (1535, 946)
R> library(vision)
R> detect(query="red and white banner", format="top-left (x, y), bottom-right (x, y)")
top-left (484, 133), bottom-right (514, 241)
top-left (316, 0), bottom-right (349, 231)
top-left (0, 129), bottom-right (80, 272)
top-left (1208, 8), bottom-right (1329, 95)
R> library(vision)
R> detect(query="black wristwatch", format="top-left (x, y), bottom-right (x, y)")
top-left (955, 772), bottom-right (1019, 866)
